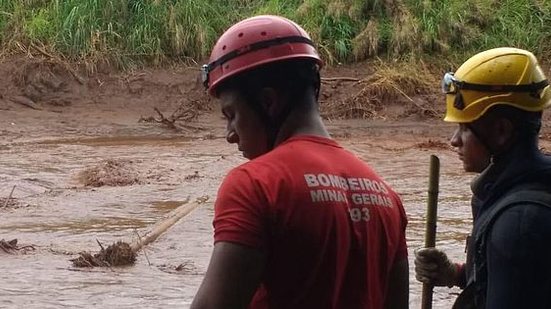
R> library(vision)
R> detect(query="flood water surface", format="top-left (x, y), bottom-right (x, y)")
top-left (0, 116), bottom-right (509, 309)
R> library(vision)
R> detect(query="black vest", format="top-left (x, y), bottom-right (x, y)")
top-left (453, 183), bottom-right (551, 309)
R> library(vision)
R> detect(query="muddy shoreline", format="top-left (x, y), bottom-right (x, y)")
top-left (1, 57), bottom-right (550, 308)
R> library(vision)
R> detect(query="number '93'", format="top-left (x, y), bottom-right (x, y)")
top-left (349, 207), bottom-right (370, 222)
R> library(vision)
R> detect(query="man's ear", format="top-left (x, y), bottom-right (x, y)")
top-left (258, 87), bottom-right (281, 117)
top-left (493, 117), bottom-right (515, 148)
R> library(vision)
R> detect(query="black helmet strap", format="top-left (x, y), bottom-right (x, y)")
top-left (456, 79), bottom-right (548, 93)
top-left (202, 36), bottom-right (316, 89)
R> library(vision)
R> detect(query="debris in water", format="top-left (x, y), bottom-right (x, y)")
top-left (78, 159), bottom-right (140, 187)
top-left (415, 139), bottom-right (450, 150)
top-left (0, 197), bottom-right (19, 208)
top-left (0, 238), bottom-right (36, 254)
top-left (157, 261), bottom-right (197, 274)
top-left (184, 171), bottom-right (201, 180)
top-left (70, 240), bottom-right (136, 267)
top-left (70, 197), bottom-right (206, 268)
top-left (1, 185), bottom-right (16, 208)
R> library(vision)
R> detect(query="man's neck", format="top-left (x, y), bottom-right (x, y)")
top-left (273, 105), bottom-right (330, 146)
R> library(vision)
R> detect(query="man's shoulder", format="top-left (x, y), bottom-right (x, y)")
top-left (500, 183), bottom-right (551, 208)
top-left (476, 183), bottom-right (551, 242)
top-left (487, 202), bottom-right (551, 262)
top-left (244, 136), bottom-right (356, 167)
top-left (273, 135), bottom-right (342, 151)
top-left (225, 137), bottom-right (377, 187)
top-left (488, 187), bottom-right (551, 245)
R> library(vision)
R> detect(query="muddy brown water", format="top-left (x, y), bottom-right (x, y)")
top-left (2, 107), bottom-right (549, 309)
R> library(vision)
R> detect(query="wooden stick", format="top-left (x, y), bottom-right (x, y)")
top-left (134, 229), bottom-right (151, 266)
top-left (10, 96), bottom-right (41, 110)
top-left (421, 155), bottom-right (440, 309)
top-left (3, 185), bottom-right (16, 208)
top-left (130, 198), bottom-right (203, 253)
top-left (321, 77), bottom-right (360, 82)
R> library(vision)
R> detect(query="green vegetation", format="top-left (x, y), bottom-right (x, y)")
top-left (0, 0), bottom-right (550, 69)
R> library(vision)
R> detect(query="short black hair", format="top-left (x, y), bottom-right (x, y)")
top-left (484, 104), bottom-right (542, 136)
top-left (216, 58), bottom-right (321, 106)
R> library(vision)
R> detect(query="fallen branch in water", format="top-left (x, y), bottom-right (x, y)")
top-left (71, 196), bottom-right (207, 267)
top-left (2, 185), bottom-right (16, 208)
top-left (139, 99), bottom-right (200, 131)
top-left (0, 239), bottom-right (36, 254)
top-left (9, 96), bottom-right (41, 110)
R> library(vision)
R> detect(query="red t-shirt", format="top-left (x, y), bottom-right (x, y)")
top-left (214, 135), bottom-right (408, 309)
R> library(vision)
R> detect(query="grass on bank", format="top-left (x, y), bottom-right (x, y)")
top-left (1, 0), bottom-right (550, 69)
top-left (0, 0), bottom-right (237, 68)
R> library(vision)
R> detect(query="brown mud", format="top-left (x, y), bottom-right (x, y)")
top-left (1, 56), bottom-right (550, 308)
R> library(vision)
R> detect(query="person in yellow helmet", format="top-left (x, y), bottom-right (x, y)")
top-left (415, 47), bottom-right (551, 308)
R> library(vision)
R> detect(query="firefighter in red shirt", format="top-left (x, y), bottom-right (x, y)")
top-left (191, 15), bottom-right (409, 309)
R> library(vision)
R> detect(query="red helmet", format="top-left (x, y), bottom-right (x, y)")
top-left (202, 15), bottom-right (323, 96)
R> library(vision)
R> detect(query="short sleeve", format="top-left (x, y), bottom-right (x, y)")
top-left (394, 192), bottom-right (408, 259)
top-left (213, 168), bottom-right (268, 250)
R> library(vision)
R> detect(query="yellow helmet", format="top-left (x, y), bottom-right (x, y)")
top-left (443, 47), bottom-right (550, 123)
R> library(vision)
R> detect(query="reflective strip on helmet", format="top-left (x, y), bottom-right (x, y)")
top-left (442, 72), bottom-right (458, 93)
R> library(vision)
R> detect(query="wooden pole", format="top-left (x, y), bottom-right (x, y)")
top-left (421, 155), bottom-right (440, 309)
top-left (3, 185), bottom-right (16, 208)
top-left (130, 199), bottom-right (204, 253)
top-left (71, 198), bottom-right (206, 267)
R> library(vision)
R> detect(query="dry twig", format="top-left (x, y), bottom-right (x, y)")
top-left (321, 77), bottom-right (360, 82)
top-left (3, 185), bottom-right (16, 208)
top-left (141, 99), bottom-right (200, 130)
top-left (0, 239), bottom-right (36, 254)
top-left (388, 83), bottom-right (438, 117)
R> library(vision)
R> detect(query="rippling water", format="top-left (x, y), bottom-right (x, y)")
top-left (1, 124), bottom-right (482, 309)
